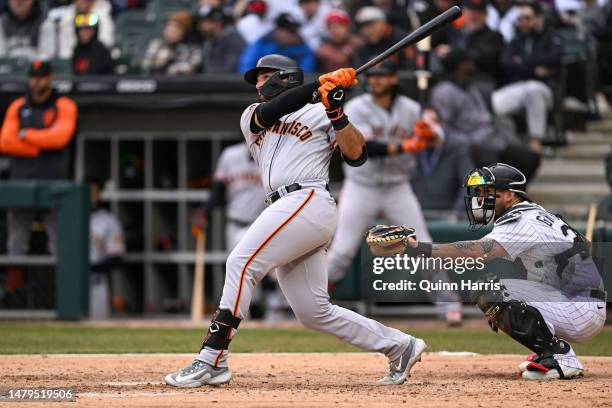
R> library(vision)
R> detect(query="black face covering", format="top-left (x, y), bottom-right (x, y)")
top-left (260, 71), bottom-right (286, 99)
top-left (260, 69), bottom-right (304, 100)
top-left (463, 168), bottom-right (496, 231)
top-left (464, 185), bottom-right (496, 231)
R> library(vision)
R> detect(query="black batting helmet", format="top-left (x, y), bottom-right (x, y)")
top-left (463, 163), bottom-right (529, 230)
top-left (244, 54), bottom-right (304, 99)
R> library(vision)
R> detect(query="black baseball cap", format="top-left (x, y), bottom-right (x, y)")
top-left (440, 48), bottom-right (472, 73)
top-left (463, 0), bottom-right (488, 11)
top-left (197, 6), bottom-right (225, 22)
top-left (28, 60), bottom-right (52, 77)
top-left (366, 60), bottom-right (398, 76)
top-left (275, 13), bottom-right (300, 33)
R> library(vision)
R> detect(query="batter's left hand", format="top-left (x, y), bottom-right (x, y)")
top-left (318, 81), bottom-right (346, 111)
top-left (318, 68), bottom-right (358, 87)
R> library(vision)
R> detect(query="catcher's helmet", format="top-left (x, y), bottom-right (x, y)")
top-left (463, 163), bottom-right (529, 230)
top-left (244, 54), bottom-right (304, 99)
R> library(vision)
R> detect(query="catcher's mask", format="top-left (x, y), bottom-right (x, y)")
top-left (244, 54), bottom-right (304, 100)
top-left (464, 163), bottom-right (529, 231)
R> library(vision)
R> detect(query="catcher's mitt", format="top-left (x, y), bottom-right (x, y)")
top-left (366, 225), bottom-right (416, 257)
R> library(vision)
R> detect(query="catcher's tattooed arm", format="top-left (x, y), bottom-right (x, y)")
top-left (409, 238), bottom-right (508, 261)
top-left (365, 225), bottom-right (508, 260)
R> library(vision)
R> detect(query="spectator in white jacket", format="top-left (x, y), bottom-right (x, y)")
top-left (296, 0), bottom-right (330, 51)
top-left (0, 0), bottom-right (56, 60)
top-left (56, 0), bottom-right (114, 59)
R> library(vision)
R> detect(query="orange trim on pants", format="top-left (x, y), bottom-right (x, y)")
top-left (213, 189), bottom-right (315, 367)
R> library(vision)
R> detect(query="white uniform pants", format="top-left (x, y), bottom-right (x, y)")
top-left (501, 279), bottom-right (606, 368)
top-left (199, 187), bottom-right (412, 367)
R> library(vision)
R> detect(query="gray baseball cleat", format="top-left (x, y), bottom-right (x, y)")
top-left (378, 337), bottom-right (427, 385)
top-left (165, 359), bottom-right (231, 387)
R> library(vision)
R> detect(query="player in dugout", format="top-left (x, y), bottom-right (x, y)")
top-left (367, 163), bottom-right (606, 380)
top-left (0, 60), bottom-right (78, 256)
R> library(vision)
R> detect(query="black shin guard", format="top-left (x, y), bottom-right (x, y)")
top-left (200, 309), bottom-right (242, 351)
top-left (476, 297), bottom-right (570, 359)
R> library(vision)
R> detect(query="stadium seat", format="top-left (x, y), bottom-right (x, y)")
top-left (0, 57), bottom-right (29, 76)
top-left (50, 59), bottom-right (73, 76)
top-left (145, 0), bottom-right (198, 22)
top-left (550, 28), bottom-right (598, 142)
top-left (115, 10), bottom-right (157, 68)
top-left (596, 195), bottom-right (612, 223)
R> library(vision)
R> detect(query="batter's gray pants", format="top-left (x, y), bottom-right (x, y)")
top-left (198, 187), bottom-right (413, 368)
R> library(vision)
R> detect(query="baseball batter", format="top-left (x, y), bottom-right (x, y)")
top-left (165, 55), bottom-right (427, 388)
top-left (326, 61), bottom-right (462, 324)
top-left (204, 142), bottom-right (266, 249)
top-left (368, 163), bottom-right (606, 380)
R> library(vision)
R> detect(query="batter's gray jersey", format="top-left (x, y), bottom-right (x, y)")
top-left (486, 201), bottom-right (604, 294)
top-left (343, 94), bottom-right (420, 186)
top-left (214, 143), bottom-right (266, 223)
top-left (239, 102), bottom-right (336, 194)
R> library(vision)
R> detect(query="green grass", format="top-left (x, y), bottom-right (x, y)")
top-left (0, 324), bottom-right (610, 356)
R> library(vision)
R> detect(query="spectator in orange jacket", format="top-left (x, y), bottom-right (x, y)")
top-left (0, 60), bottom-right (78, 255)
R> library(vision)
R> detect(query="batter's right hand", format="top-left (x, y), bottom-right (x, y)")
top-left (318, 68), bottom-right (358, 87)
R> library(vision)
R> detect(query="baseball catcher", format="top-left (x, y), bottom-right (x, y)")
top-left (367, 163), bottom-right (606, 380)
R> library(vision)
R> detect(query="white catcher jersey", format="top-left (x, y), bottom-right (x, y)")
top-left (344, 93), bottom-right (420, 186)
top-left (214, 143), bottom-right (266, 222)
top-left (239, 102), bottom-right (336, 194)
top-left (486, 201), bottom-right (604, 293)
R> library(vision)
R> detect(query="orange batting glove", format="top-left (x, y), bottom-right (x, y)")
top-left (400, 137), bottom-right (428, 153)
top-left (318, 68), bottom-right (358, 87)
top-left (317, 81), bottom-right (350, 130)
top-left (318, 81), bottom-right (337, 110)
top-left (412, 120), bottom-right (434, 142)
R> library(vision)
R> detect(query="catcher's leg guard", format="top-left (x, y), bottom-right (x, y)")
top-left (200, 309), bottom-right (241, 352)
top-left (475, 296), bottom-right (570, 360)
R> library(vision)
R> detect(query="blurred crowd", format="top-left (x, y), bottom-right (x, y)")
top-left (1, 0), bottom-right (612, 208)
top-left (1, 0), bottom-right (612, 207)
top-left (0, 0), bottom-right (608, 79)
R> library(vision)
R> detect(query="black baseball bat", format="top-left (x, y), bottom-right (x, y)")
top-left (313, 6), bottom-right (461, 102)
top-left (355, 5), bottom-right (462, 74)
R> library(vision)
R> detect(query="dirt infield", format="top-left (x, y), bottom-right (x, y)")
top-left (2, 353), bottom-right (611, 407)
